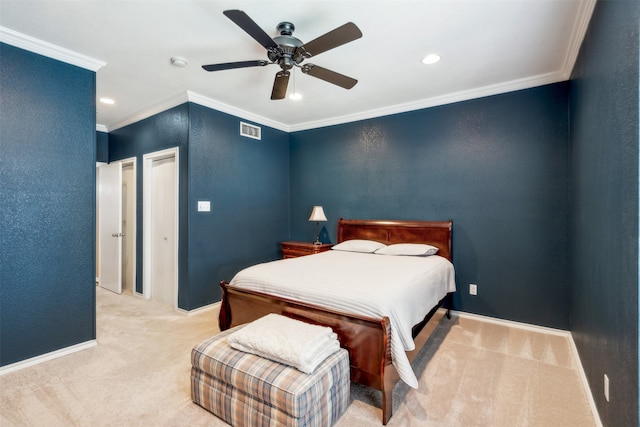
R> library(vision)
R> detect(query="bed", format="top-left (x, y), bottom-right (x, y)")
top-left (218, 219), bottom-right (455, 424)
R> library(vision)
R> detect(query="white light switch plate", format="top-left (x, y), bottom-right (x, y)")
top-left (197, 201), bottom-right (211, 212)
top-left (469, 284), bottom-right (478, 295)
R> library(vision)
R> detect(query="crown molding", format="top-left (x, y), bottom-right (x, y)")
top-left (0, 26), bottom-right (106, 72)
top-left (186, 91), bottom-right (289, 132)
top-left (107, 92), bottom-right (190, 132)
top-left (104, 69), bottom-right (565, 134)
top-left (105, 91), bottom-right (291, 133)
top-left (289, 71), bottom-right (567, 132)
top-left (96, 124), bottom-right (108, 133)
top-left (560, 0), bottom-right (597, 80)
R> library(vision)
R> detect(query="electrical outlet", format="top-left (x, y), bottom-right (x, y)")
top-left (469, 284), bottom-right (477, 296)
top-left (604, 374), bottom-right (610, 402)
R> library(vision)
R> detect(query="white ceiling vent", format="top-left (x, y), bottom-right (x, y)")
top-left (240, 122), bottom-right (261, 140)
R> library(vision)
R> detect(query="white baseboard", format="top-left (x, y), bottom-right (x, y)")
top-left (451, 310), bottom-right (570, 336)
top-left (0, 340), bottom-right (97, 376)
top-left (567, 333), bottom-right (603, 427)
top-left (176, 301), bottom-right (220, 316)
top-left (450, 310), bottom-right (602, 426)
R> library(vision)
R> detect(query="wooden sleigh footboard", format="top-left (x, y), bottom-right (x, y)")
top-left (219, 280), bottom-right (452, 425)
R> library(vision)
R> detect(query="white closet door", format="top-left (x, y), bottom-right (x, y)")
top-left (150, 156), bottom-right (176, 306)
top-left (98, 162), bottom-right (122, 294)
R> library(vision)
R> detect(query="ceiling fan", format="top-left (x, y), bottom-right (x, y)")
top-left (202, 10), bottom-right (363, 100)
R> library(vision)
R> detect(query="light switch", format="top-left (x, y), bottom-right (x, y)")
top-left (197, 201), bottom-right (211, 212)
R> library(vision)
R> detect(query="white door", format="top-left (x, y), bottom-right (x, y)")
top-left (150, 156), bottom-right (176, 306)
top-left (98, 162), bottom-right (122, 294)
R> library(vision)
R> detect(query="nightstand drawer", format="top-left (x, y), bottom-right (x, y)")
top-left (280, 241), bottom-right (333, 259)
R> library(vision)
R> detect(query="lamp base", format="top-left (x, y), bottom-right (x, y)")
top-left (313, 221), bottom-right (322, 245)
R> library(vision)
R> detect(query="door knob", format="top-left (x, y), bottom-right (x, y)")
top-left (112, 233), bottom-right (118, 237)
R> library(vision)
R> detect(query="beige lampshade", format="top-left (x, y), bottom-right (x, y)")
top-left (308, 206), bottom-right (327, 222)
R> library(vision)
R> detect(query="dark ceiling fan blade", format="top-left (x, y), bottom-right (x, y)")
top-left (202, 60), bottom-right (268, 72)
top-left (223, 10), bottom-right (279, 51)
top-left (301, 64), bottom-right (357, 89)
top-left (271, 71), bottom-right (290, 100)
top-left (298, 22), bottom-right (362, 58)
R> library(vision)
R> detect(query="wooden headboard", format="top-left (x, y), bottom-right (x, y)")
top-left (337, 218), bottom-right (453, 261)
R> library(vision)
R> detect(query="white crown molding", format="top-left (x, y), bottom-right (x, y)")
top-left (105, 91), bottom-right (290, 133)
top-left (0, 26), bottom-right (105, 72)
top-left (107, 92), bottom-right (190, 132)
top-left (289, 71), bottom-right (568, 132)
top-left (187, 91), bottom-right (290, 132)
top-left (560, 0), bottom-right (597, 80)
top-left (96, 124), bottom-right (108, 133)
top-left (104, 68), bottom-right (564, 134)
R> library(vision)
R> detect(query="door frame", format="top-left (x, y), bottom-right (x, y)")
top-left (142, 147), bottom-right (179, 309)
top-left (120, 158), bottom-right (137, 296)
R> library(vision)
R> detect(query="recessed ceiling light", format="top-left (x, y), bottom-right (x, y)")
top-left (99, 97), bottom-right (115, 105)
top-left (170, 56), bottom-right (188, 68)
top-left (422, 54), bottom-right (441, 65)
top-left (289, 92), bottom-right (302, 101)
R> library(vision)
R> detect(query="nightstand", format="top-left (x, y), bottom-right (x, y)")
top-left (280, 241), bottom-right (333, 259)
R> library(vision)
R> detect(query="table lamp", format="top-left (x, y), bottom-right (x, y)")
top-left (308, 206), bottom-right (327, 245)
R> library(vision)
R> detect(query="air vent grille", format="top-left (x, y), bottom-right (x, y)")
top-left (240, 122), bottom-right (261, 140)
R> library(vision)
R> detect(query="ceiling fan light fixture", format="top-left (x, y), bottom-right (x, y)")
top-left (170, 56), bottom-right (188, 68)
top-left (422, 54), bottom-right (441, 65)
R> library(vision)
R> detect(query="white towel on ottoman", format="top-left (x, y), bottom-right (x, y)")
top-left (227, 313), bottom-right (340, 374)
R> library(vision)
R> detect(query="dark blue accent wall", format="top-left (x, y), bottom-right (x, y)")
top-left (108, 104), bottom-right (190, 305)
top-left (96, 131), bottom-right (108, 162)
top-left (109, 103), bottom-right (289, 310)
top-left (569, 1), bottom-right (639, 425)
top-left (188, 104), bottom-right (290, 307)
top-left (0, 43), bottom-right (96, 366)
top-left (290, 83), bottom-right (571, 329)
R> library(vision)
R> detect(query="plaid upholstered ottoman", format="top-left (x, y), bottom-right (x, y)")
top-left (191, 325), bottom-right (350, 427)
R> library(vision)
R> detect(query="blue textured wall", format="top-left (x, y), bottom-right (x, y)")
top-left (290, 83), bottom-right (570, 329)
top-left (96, 131), bottom-right (108, 162)
top-left (109, 103), bottom-right (289, 310)
top-left (0, 43), bottom-right (96, 366)
top-left (570, 1), bottom-right (639, 425)
top-left (108, 104), bottom-right (190, 305)
top-left (187, 104), bottom-right (290, 307)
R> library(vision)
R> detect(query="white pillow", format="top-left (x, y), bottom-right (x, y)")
top-left (331, 239), bottom-right (387, 253)
top-left (374, 243), bottom-right (439, 256)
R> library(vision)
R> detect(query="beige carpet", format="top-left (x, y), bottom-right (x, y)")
top-left (0, 287), bottom-right (597, 426)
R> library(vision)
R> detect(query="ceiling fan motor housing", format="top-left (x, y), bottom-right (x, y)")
top-left (270, 22), bottom-right (305, 70)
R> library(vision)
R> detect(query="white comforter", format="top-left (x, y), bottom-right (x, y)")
top-left (228, 249), bottom-right (456, 388)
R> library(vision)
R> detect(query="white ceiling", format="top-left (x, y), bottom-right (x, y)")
top-left (0, 0), bottom-right (595, 132)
